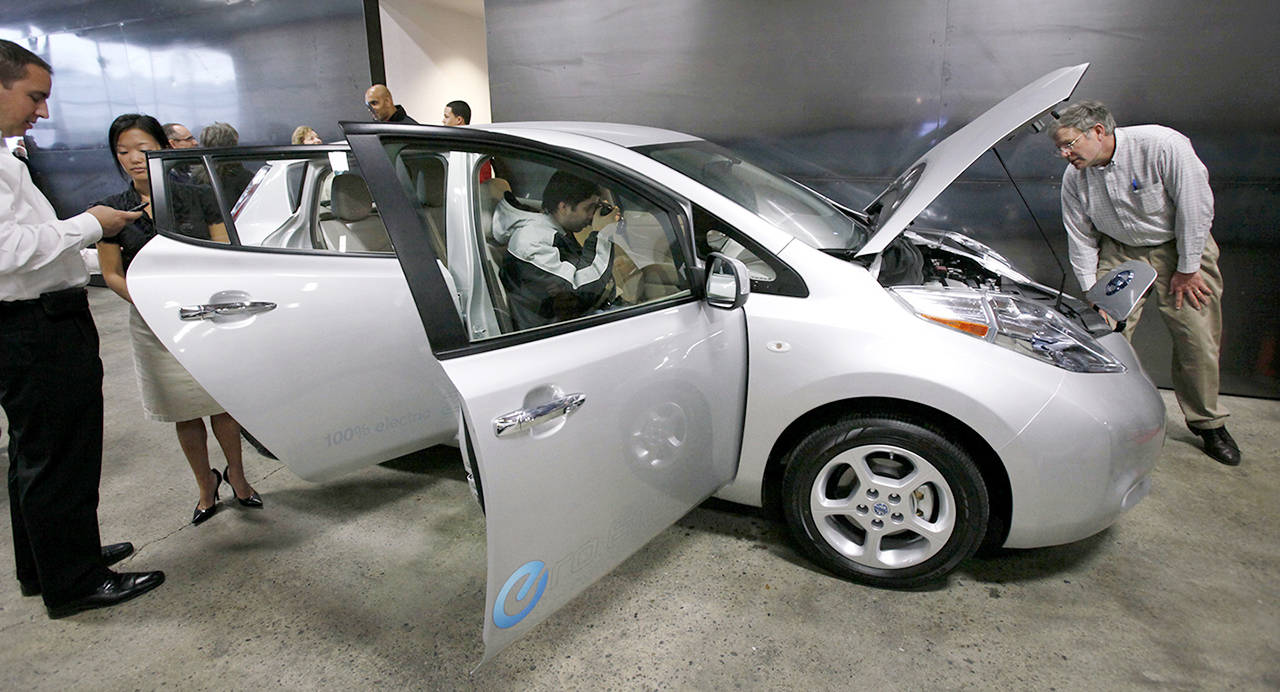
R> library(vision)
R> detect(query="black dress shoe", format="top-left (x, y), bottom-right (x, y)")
top-left (192, 468), bottom-right (222, 525)
top-left (1195, 426), bottom-right (1241, 466)
top-left (101, 541), bottom-right (135, 566)
top-left (18, 542), bottom-right (136, 597)
top-left (46, 570), bottom-right (165, 619)
top-left (224, 465), bottom-right (264, 508)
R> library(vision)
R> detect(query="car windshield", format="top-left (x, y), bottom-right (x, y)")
top-left (641, 141), bottom-right (870, 251)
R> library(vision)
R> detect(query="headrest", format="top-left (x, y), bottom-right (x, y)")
top-left (415, 168), bottom-right (446, 207)
top-left (331, 173), bottom-right (373, 222)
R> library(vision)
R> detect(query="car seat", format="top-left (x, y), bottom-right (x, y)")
top-left (319, 173), bottom-right (392, 252)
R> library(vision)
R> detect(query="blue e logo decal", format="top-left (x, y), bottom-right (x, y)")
top-left (493, 560), bottom-right (550, 629)
top-left (1105, 269), bottom-right (1134, 296)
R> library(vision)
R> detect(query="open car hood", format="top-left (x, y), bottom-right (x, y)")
top-left (856, 63), bottom-right (1089, 258)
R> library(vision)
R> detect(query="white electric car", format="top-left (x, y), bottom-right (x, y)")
top-left (129, 63), bottom-right (1164, 661)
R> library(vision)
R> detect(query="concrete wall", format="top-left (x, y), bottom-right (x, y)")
top-left (380, 0), bottom-right (490, 126)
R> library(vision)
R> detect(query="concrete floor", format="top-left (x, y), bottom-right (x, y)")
top-left (2, 287), bottom-right (1277, 690)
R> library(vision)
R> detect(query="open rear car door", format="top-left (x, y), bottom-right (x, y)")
top-left (128, 146), bottom-right (458, 481)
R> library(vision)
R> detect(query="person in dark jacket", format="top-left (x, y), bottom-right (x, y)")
top-left (364, 84), bottom-right (417, 124)
top-left (95, 113), bottom-right (262, 526)
top-left (491, 171), bottom-right (615, 329)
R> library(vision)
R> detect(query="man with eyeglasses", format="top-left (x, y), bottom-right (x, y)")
top-left (1051, 100), bottom-right (1240, 466)
top-left (162, 122), bottom-right (198, 149)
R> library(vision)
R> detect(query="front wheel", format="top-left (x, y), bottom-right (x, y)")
top-left (781, 414), bottom-right (988, 588)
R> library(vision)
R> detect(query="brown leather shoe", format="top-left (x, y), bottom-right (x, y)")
top-left (1195, 427), bottom-right (1241, 466)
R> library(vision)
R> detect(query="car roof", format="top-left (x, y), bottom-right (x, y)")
top-left (471, 121), bottom-right (702, 149)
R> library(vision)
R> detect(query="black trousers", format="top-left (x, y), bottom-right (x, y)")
top-left (0, 289), bottom-right (110, 605)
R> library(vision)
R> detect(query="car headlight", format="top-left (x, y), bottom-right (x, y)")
top-left (890, 287), bottom-right (1125, 373)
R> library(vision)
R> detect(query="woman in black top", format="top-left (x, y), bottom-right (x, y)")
top-left (96, 113), bottom-right (262, 525)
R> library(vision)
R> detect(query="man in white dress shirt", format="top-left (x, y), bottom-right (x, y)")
top-left (1, 39), bottom-right (165, 618)
top-left (1051, 100), bottom-right (1239, 465)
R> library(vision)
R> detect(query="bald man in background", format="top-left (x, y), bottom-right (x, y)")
top-left (364, 84), bottom-right (417, 124)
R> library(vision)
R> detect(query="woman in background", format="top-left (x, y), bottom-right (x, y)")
top-left (95, 113), bottom-right (262, 525)
top-left (291, 125), bottom-right (323, 145)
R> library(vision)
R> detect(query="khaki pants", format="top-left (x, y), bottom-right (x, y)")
top-left (1098, 235), bottom-right (1228, 430)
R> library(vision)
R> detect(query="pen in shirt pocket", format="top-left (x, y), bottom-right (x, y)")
top-left (1131, 177), bottom-right (1141, 191)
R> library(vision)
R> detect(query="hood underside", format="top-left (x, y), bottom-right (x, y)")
top-left (856, 63), bottom-right (1089, 258)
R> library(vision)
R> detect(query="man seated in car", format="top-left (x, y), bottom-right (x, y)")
top-left (491, 171), bottom-right (616, 329)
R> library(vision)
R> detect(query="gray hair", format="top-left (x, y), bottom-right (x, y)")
top-left (200, 121), bottom-right (239, 148)
top-left (1054, 100), bottom-right (1117, 136)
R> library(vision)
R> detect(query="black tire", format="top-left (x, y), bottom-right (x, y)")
top-left (780, 413), bottom-right (988, 588)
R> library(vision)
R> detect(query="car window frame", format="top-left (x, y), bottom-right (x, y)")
top-left (689, 203), bottom-right (808, 298)
top-left (146, 144), bottom-right (399, 259)
top-left (345, 122), bottom-right (711, 361)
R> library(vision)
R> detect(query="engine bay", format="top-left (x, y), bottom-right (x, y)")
top-left (862, 229), bottom-right (1113, 336)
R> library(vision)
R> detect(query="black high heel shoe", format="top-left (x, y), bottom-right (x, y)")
top-left (224, 466), bottom-right (264, 508)
top-left (191, 468), bottom-right (222, 525)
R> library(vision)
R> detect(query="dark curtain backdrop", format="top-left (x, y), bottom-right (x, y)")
top-left (484, 0), bottom-right (1280, 398)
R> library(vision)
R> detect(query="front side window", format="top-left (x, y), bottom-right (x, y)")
top-left (478, 153), bottom-right (692, 338)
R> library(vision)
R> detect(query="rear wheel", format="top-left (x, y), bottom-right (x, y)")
top-left (781, 414), bottom-right (988, 588)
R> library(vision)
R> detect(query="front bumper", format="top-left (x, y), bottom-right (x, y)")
top-left (999, 332), bottom-right (1166, 548)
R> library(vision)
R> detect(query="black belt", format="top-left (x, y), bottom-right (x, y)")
top-left (0, 287), bottom-right (89, 318)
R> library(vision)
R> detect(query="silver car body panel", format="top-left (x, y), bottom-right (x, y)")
top-left (475, 121), bottom-right (700, 150)
top-left (707, 232), bottom-right (1164, 548)
top-left (995, 330), bottom-right (1164, 547)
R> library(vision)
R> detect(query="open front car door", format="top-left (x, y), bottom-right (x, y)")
top-left (346, 123), bottom-right (749, 661)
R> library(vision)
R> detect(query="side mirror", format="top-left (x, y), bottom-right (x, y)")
top-left (1085, 260), bottom-right (1157, 327)
top-left (705, 252), bottom-right (750, 310)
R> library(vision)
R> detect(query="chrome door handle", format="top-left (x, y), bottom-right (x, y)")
top-left (493, 393), bottom-right (586, 438)
top-left (179, 300), bottom-right (277, 321)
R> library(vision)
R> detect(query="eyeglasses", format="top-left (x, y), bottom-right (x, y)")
top-left (1056, 130), bottom-right (1088, 154)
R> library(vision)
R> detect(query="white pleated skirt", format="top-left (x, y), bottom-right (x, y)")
top-left (128, 304), bottom-right (224, 422)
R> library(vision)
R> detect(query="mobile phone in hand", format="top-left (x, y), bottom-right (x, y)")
top-left (127, 201), bottom-right (148, 212)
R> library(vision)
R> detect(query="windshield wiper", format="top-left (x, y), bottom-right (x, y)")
top-left (817, 195), bottom-right (874, 227)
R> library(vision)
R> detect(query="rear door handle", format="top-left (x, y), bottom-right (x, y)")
top-left (493, 393), bottom-right (586, 438)
top-left (179, 301), bottom-right (277, 321)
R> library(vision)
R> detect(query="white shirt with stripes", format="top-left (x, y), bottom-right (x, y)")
top-left (1060, 124), bottom-right (1214, 290)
